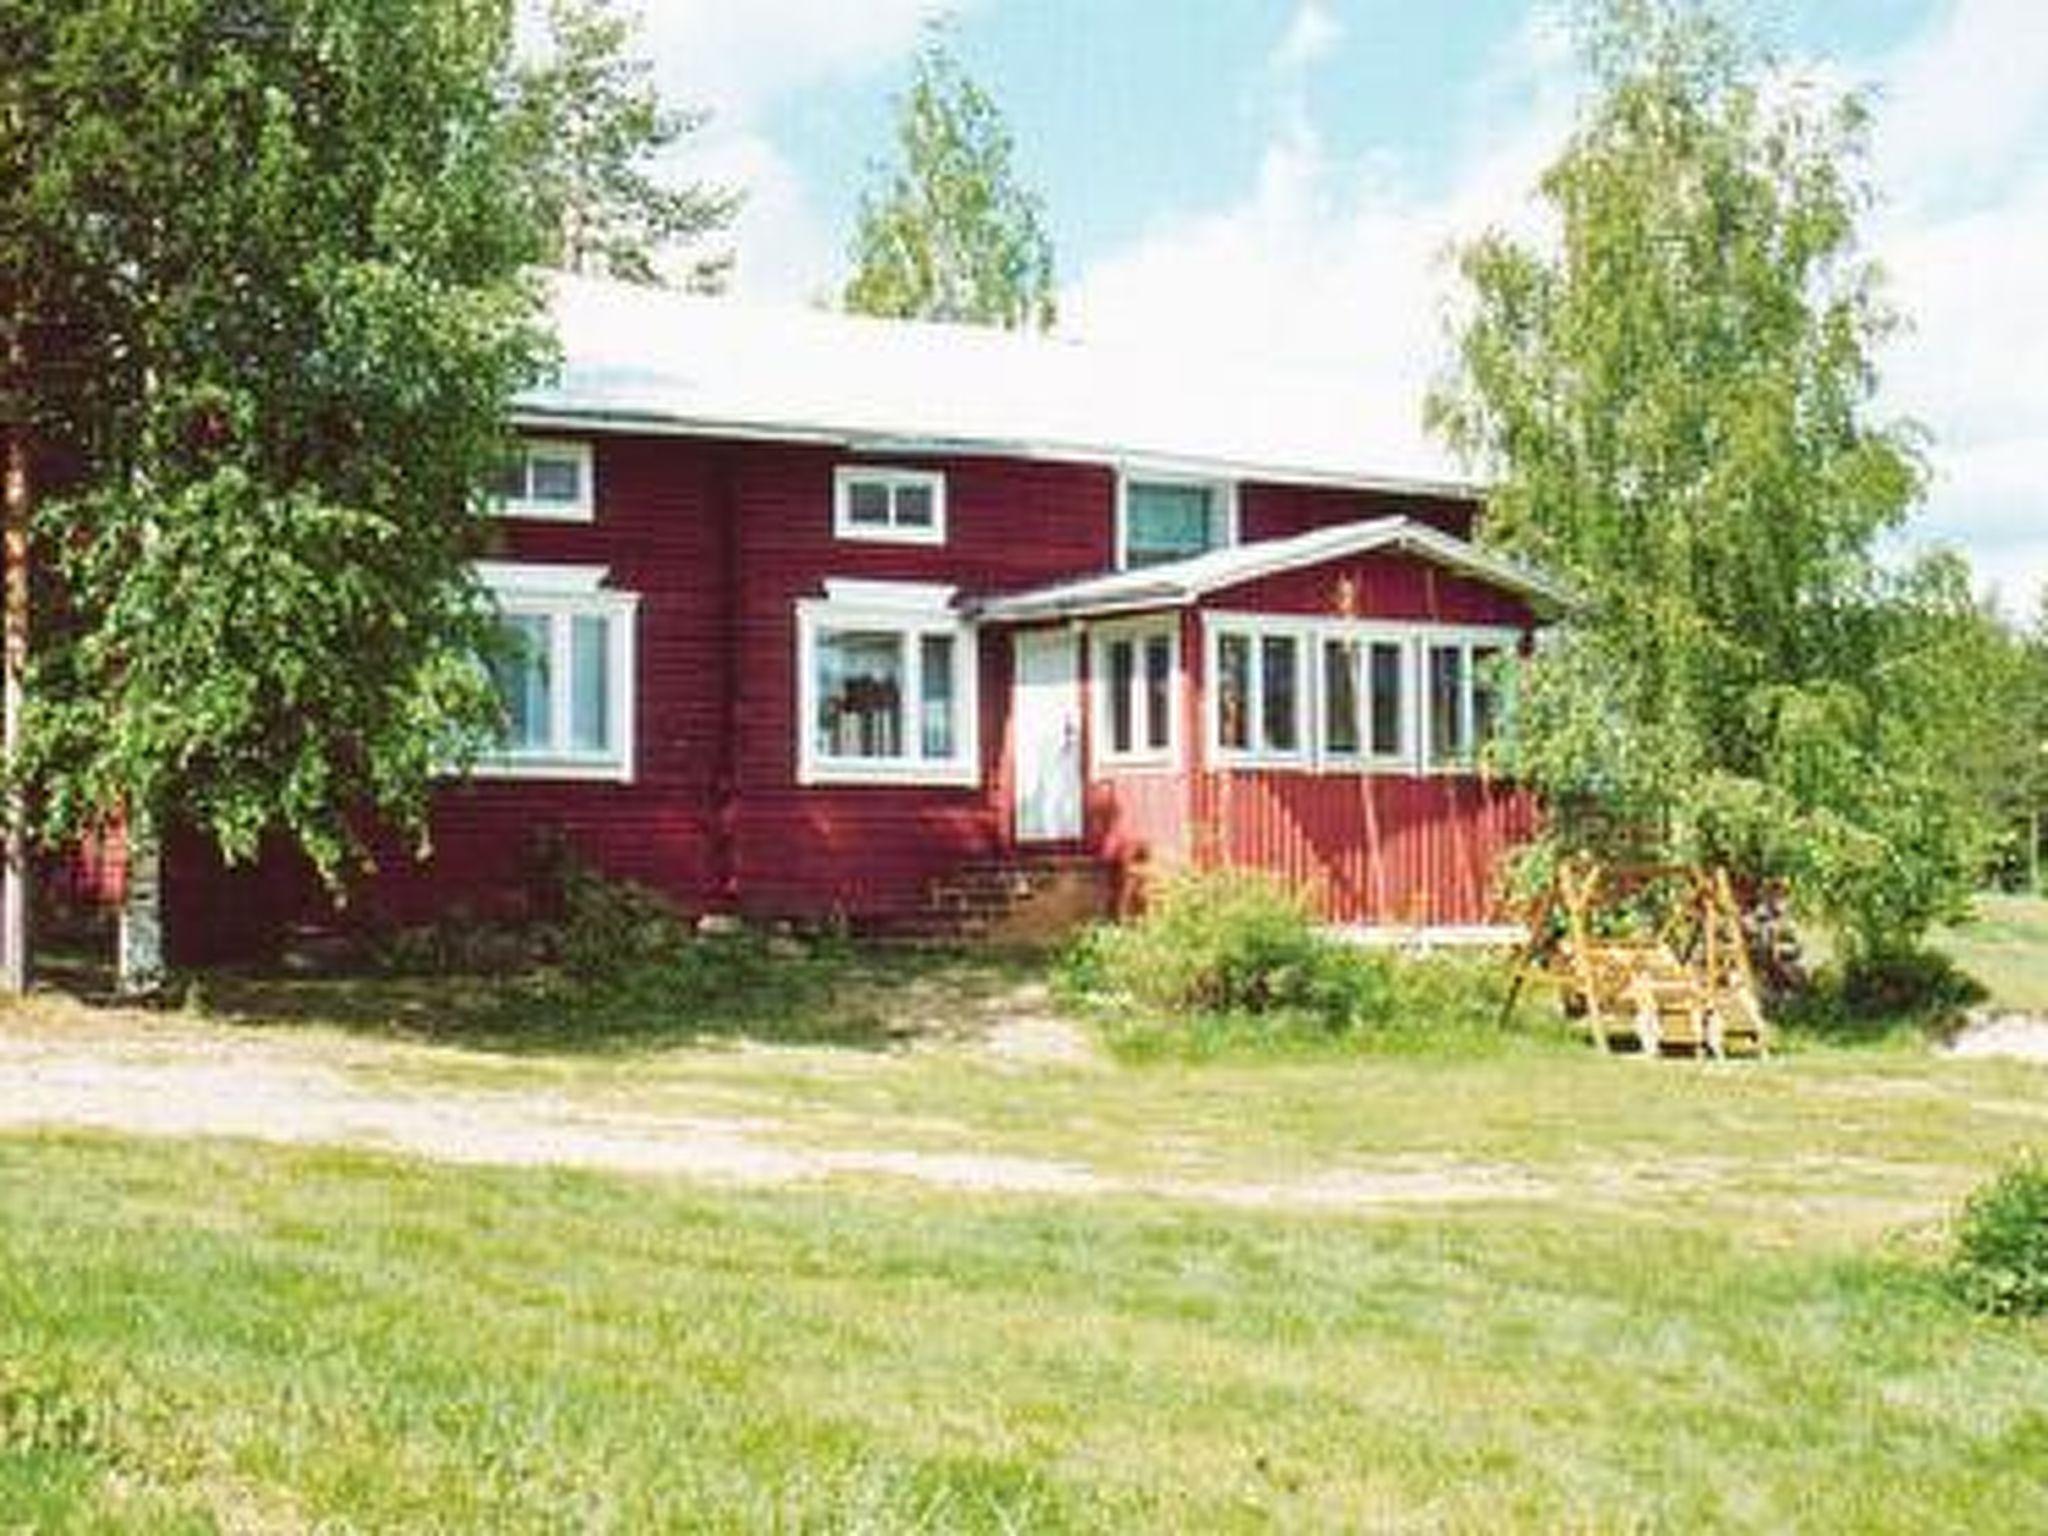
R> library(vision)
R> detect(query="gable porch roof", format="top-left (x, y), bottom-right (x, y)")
top-left (966, 517), bottom-right (1571, 625)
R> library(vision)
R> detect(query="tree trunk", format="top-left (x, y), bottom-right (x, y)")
top-left (117, 812), bottom-right (164, 996)
top-left (1, 342), bottom-right (30, 997)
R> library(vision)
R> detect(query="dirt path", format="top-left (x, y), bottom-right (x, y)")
top-left (0, 1027), bottom-right (1546, 1213)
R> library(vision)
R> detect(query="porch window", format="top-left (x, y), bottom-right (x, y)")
top-left (1208, 621), bottom-right (1308, 765)
top-left (475, 562), bottom-right (637, 780)
top-left (1118, 476), bottom-right (1236, 569)
top-left (1425, 636), bottom-right (1517, 768)
top-left (490, 438), bottom-right (593, 522)
top-left (834, 466), bottom-right (946, 545)
top-left (797, 582), bottom-right (978, 786)
top-left (1093, 621), bottom-right (1178, 767)
top-left (1321, 636), bottom-right (1407, 764)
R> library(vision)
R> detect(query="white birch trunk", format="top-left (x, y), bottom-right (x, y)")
top-left (117, 818), bottom-right (164, 996)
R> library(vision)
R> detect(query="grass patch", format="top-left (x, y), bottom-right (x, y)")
top-left (3, 1133), bottom-right (2046, 1532)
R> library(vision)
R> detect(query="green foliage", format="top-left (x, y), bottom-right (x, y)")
top-left (1950, 1157), bottom-right (2048, 1318)
top-left (1779, 945), bottom-right (1987, 1044)
top-left (509, 0), bottom-right (739, 289)
top-left (1429, 0), bottom-right (2002, 957)
top-left (4, 0), bottom-right (550, 887)
top-left (1057, 867), bottom-right (1545, 1060)
top-left (843, 31), bottom-right (1057, 331)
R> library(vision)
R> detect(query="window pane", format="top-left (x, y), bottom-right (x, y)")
top-left (1217, 633), bottom-right (1252, 750)
top-left (569, 614), bottom-right (610, 753)
top-left (1105, 639), bottom-right (1136, 754)
top-left (1429, 644), bottom-right (1466, 763)
top-left (846, 481), bottom-right (891, 526)
top-left (529, 453), bottom-right (582, 504)
top-left (1323, 639), bottom-right (1360, 756)
top-left (1143, 633), bottom-right (1173, 752)
top-left (1369, 642), bottom-right (1404, 757)
top-left (1261, 634), bottom-right (1299, 752)
top-left (920, 633), bottom-right (956, 759)
top-left (491, 614), bottom-right (551, 752)
top-left (1472, 646), bottom-right (1505, 751)
top-left (893, 482), bottom-right (935, 528)
top-left (489, 456), bottom-right (528, 503)
top-left (1126, 482), bottom-right (1217, 568)
top-left (817, 630), bottom-right (904, 759)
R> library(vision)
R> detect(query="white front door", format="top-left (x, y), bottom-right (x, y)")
top-left (1013, 628), bottom-right (1083, 842)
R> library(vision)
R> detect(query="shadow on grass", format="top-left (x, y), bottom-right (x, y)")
top-left (171, 942), bottom-right (1050, 1058)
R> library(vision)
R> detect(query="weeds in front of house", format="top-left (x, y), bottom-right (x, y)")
top-left (1950, 1156), bottom-right (2048, 1319)
top-left (1055, 867), bottom-right (1559, 1061)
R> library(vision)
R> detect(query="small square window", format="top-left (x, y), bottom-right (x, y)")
top-left (834, 468), bottom-right (947, 545)
top-left (491, 439), bottom-right (594, 522)
top-left (1120, 478), bottom-right (1235, 569)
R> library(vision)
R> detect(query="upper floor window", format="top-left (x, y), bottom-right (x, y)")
top-left (797, 581), bottom-right (978, 786)
top-left (1118, 475), bottom-right (1237, 569)
top-left (491, 439), bottom-right (594, 522)
top-left (834, 467), bottom-right (947, 546)
top-left (475, 562), bottom-right (637, 781)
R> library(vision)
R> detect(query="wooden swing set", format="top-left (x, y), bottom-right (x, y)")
top-left (1506, 856), bottom-right (1770, 1058)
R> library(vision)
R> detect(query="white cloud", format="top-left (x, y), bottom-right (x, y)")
top-left (1269, 0), bottom-right (1344, 77)
top-left (1067, 0), bottom-right (2048, 612)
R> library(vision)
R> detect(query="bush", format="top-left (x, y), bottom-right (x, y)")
top-left (1057, 866), bottom-right (1545, 1059)
top-left (1950, 1157), bottom-right (2048, 1318)
top-left (1779, 945), bottom-right (1986, 1043)
top-left (550, 864), bottom-right (690, 980)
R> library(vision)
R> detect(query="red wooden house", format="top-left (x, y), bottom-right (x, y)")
top-left (165, 276), bottom-right (1564, 956)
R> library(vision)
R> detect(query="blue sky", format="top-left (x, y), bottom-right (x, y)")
top-left (632, 1), bottom-right (2048, 610)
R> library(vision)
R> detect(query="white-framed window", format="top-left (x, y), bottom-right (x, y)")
top-left (1424, 632), bottom-right (1517, 769)
top-left (1207, 616), bottom-right (1311, 767)
top-left (833, 466), bottom-right (947, 546)
top-left (1205, 612), bottom-right (1519, 774)
top-left (1117, 473), bottom-right (1238, 570)
top-left (797, 580), bottom-right (979, 786)
top-left (475, 562), bottom-right (637, 781)
top-left (1092, 618), bottom-right (1180, 769)
top-left (490, 438), bottom-right (594, 522)
top-left (1320, 631), bottom-right (1411, 767)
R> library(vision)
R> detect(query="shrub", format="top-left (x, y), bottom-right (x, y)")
top-left (1057, 866), bottom-right (1547, 1059)
top-left (1950, 1157), bottom-right (2048, 1318)
top-left (1779, 945), bottom-right (1986, 1043)
top-left (550, 864), bottom-right (689, 981)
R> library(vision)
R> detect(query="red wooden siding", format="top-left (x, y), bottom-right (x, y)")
top-left (155, 431), bottom-right (1536, 956)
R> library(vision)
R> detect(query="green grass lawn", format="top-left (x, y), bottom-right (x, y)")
top-left (3, 903), bottom-right (2047, 1531)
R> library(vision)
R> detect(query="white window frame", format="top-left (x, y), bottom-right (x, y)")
top-left (1090, 617), bottom-right (1182, 772)
top-left (1115, 471), bottom-right (1239, 571)
top-left (833, 466), bottom-right (948, 547)
top-left (473, 561), bottom-right (637, 782)
top-left (492, 438), bottom-right (595, 523)
top-left (1421, 627), bottom-right (1523, 773)
top-left (1316, 623), bottom-right (1417, 772)
top-left (1205, 614), bottom-right (1313, 770)
top-left (796, 580), bottom-right (980, 787)
top-left (1203, 612), bottom-right (1522, 776)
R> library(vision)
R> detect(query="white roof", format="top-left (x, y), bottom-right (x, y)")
top-left (968, 517), bottom-right (1570, 623)
top-left (521, 273), bottom-right (1476, 498)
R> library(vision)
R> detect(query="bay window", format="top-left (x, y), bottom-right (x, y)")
top-left (798, 582), bottom-right (978, 785)
top-left (476, 562), bottom-right (637, 780)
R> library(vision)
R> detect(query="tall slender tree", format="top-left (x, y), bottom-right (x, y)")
top-left (1429, 0), bottom-right (1992, 955)
top-left (843, 33), bottom-right (1057, 331)
top-left (511, 0), bottom-right (740, 289)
